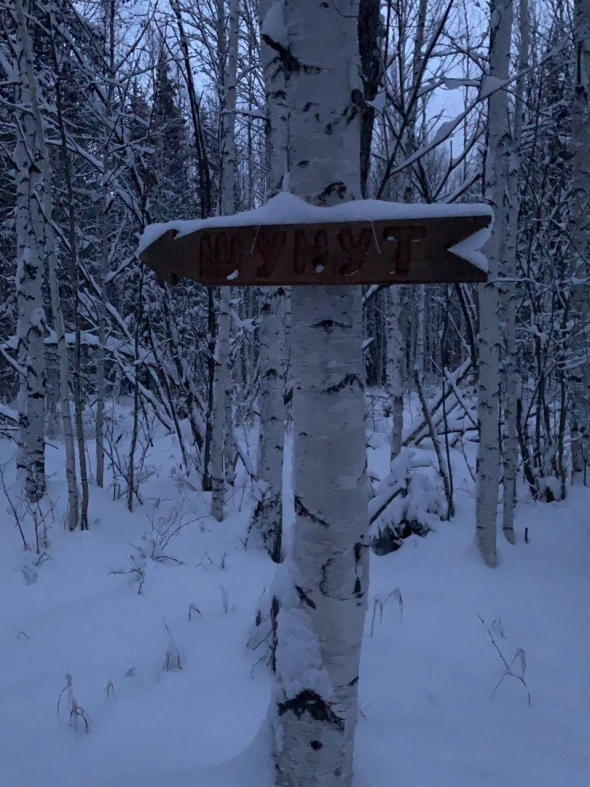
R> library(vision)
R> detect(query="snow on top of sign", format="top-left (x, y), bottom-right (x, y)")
top-left (137, 192), bottom-right (493, 260)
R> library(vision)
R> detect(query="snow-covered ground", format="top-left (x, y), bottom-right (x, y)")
top-left (1, 416), bottom-right (590, 787)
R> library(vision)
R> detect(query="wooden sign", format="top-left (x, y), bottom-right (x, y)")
top-left (139, 215), bottom-right (490, 286)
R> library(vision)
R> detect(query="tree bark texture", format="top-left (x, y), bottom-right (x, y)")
top-left (14, 0), bottom-right (47, 503)
top-left (211, 0), bottom-right (239, 521)
top-left (252, 286), bottom-right (286, 561)
top-left (570, 0), bottom-right (590, 474)
top-left (501, 0), bottom-right (528, 542)
top-left (271, 1), bottom-right (369, 784)
top-left (95, 0), bottom-right (117, 490)
top-left (476, 0), bottom-right (514, 567)
top-left (251, 0), bottom-right (290, 561)
top-left (386, 286), bottom-right (404, 461)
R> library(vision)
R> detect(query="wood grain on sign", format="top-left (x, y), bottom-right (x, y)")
top-left (139, 215), bottom-right (490, 286)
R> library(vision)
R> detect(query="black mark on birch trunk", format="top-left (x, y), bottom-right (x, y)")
top-left (312, 319), bottom-right (348, 331)
top-left (326, 373), bottom-right (363, 394)
top-left (278, 690), bottom-right (345, 732)
top-left (294, 495), bottom-right (330, 527)
top-left (295, 585), bottom-right (316, 609)
top-left (353, 542), bottom-right (365, 598)
top-left (318, 181), bottom-right (348, 202)
top-left (261, 35), bottom-right (320, 77)
top-left (319, 557), bottom-right (335, 597)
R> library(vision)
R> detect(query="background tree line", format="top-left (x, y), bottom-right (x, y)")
top-left (0, 0), bottom-right (588, 567)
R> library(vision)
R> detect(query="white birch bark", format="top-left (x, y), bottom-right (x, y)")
top-left (30, 6), bottom-right (79, 529)
top-left (501, 0), bottom-right (528, 542)
top-left (272, 0), bottom-right (369, 783)
top-left (14, 0), bottom-right (47, 503)
top-left (260, 0), bottom-right (290, 195)
top-left (211, 300), bottom-right (232, 522)
top-left (253, 284), bottom-right (286, 560)
top-left (210, 0), bottom-right (239, 521)
top-left (49, 14), bottom-right (90, 529)
top-left (570, 0), bottom-right (590, 475)
top-left (415, 284), bottom-right (426, 378)
top-left (223, 306), bottom-right (235, 493)
top-left (250, 0), bottom-right (290, 561)
top-left (223, 293), bottom-right (235, 490)
top-left (96, 0), bottom-right (116, 490)
top-left (475, 0), bottom-right (513, 567)
top-left (96, 158), bottom-right (110, 490)
top-left (386, 286), bottom-right (404, 461)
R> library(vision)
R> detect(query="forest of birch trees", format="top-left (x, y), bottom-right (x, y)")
top-left (2, 0), bottom-right (590, 784)
top-left (1, 0), bottom-right (589, 571)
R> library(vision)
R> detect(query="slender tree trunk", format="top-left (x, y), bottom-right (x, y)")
top-left (415, 285), bottom-right (426, 378)
top-left (252, 285), bottom-right (286, 561)
top-left (127, 272), bottom-right (144, 513)
top-left (570, 0), bottom-right (590, 476)
top-left (203, 290), bottom-right (216, 491)
top-left (171, 0), bottom-right (215, 488)
top-left (386, 286), bottom-right (404, 461)
top-left (96, 163), bottom-right (109, 490)
top-left (501, 0), bottom-right (528, 542)
top-left (404, 0), bottom-right (428, 203)
top-left (52, 33), bottom-right (90, 530)
top-left (271, 0), bottom-right (369, 783)
top-left (14, 0), bottom-right (46, 503)
top-left (224, 295), bottom-right (235, 490)
top-left (96, 0), bottom-right (116, 490)
top-left (250, 0), bottom-right (290, 560)
top-left (475, 0), bottom-right (514, 567)
top-left (211, 290), bottom-right (231, 522)
top-left (358, 0), bottom-right (382, 197)
top-left (32, 10), bottom-right (80, 529)
top-left (211, 0), bottom-right (239, 521)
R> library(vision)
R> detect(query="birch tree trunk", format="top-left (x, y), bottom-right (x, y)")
top-left (14, 0), bottom-right (46, 503)
top-left (475, 0), bottom-right (513, 567)
top-left (358, 0), bottom-right (382, 198)
top-left (501, 0), bottom-right (528, 542)
top-left (386, 286), bottom-right (404, 461)
top-left (253, 284), bottom-right (286, 560)
top-left (570, 0), bottom-right (590, 476)
top-left (271, 0), bottom-right (369, 783)
top-left (224, 293), bottom-right (235, 491)
top-left (96, 0), bottom-right (116, 490)
top-left (415, 284), bottom-right (426, 378)
top-left (211, 302), bottom-right (232, 522)
top-left (32, 6), bottom-right (79, 529)
top-left (52, 31), bottom-right (90, 530)
top-left (210, 0), bottom-right (239, 521)
top-left (250, 0), bottom-right (290, 561)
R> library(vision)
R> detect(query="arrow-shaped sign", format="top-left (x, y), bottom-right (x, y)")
top-left (139, 213), bottom-right (491, 287)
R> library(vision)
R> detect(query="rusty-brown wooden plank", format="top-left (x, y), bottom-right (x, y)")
top-left (139, 215), bottom-right (490, 286)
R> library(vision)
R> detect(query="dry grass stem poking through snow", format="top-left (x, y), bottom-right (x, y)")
top-left (370, 588), bottom-right (403, 637)
top-left (478, 615), bottom-right (531, 706)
